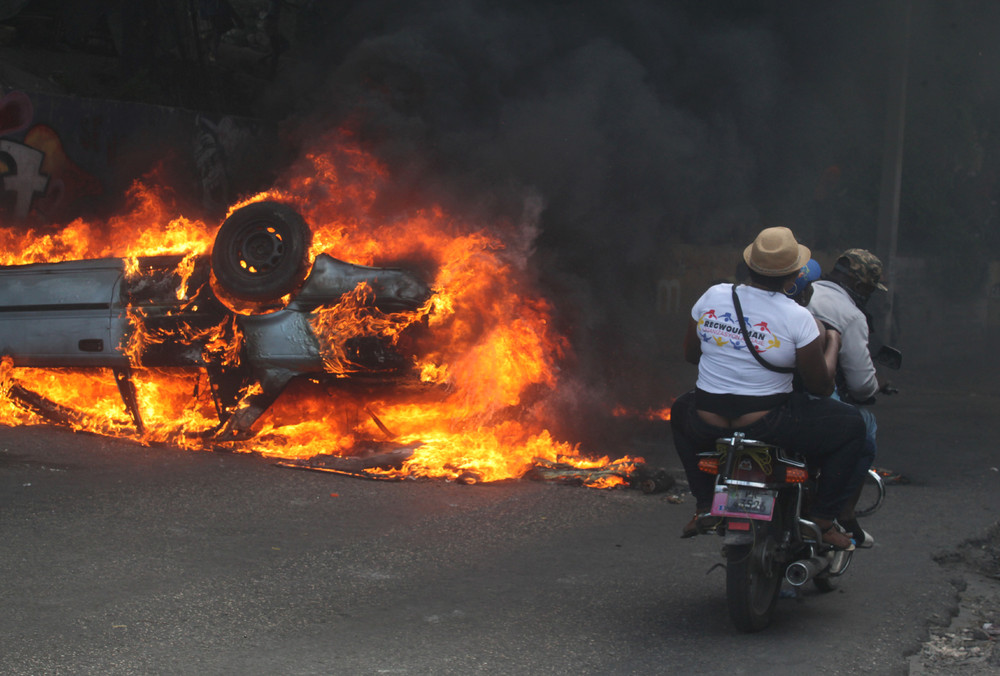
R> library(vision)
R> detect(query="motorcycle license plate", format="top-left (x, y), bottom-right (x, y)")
top-left (711, 488), bottom-right (776, 520)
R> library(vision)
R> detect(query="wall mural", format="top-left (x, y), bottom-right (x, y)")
top-left (0, 87), bottom-right (276, 224)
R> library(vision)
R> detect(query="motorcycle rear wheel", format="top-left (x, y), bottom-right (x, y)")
top-left (726, 520), bottom-right (784, 632)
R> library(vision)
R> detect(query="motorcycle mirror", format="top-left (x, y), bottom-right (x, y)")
top-left (873, 345), bottom-right (902, 370)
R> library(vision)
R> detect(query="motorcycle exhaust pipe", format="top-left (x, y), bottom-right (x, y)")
top-left (785, 557), bottom-right (831, 586)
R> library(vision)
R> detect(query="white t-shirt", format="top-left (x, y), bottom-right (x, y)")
top-left (692, 283), bottom-right (820, 396)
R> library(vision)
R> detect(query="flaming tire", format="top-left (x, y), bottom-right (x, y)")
top-left (211, 201), bottom-right (313, 310)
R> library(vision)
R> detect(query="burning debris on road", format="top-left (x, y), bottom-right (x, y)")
top-left (275, 444), bottom-right (674, 492)
top-left (0, 130), bottom-right (658, 489)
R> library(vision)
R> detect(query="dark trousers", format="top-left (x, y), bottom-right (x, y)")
top-left (670, 389), bottom-right (872, 520)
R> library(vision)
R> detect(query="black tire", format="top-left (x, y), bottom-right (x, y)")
top-left (210, 201), bottom-right (313, 306)
top-left (726, 520), bottom-right (784, 632)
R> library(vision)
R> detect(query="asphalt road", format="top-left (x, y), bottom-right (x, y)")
top-left (1, 374), bottom-right (998, 675)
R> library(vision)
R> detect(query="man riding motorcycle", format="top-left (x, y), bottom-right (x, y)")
top-left (807, 248), bottom-right (890, 548)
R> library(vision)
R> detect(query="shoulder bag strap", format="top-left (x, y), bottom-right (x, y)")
top-left (731, 284), bottom-right (796, 374)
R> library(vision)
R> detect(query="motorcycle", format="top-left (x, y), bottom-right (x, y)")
top-left (696, 345), bottom-right (899, 632)
top-left (697, 435), bottom-right (885, 632)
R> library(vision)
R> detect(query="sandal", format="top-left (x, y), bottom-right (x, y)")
top-left (681, 512), bottom-right (722, 539)
top-left (839, 518), bottom-right (875, 549)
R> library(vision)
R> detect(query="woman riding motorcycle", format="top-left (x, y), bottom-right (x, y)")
top-left (670, 227), bottom-right (872, 550)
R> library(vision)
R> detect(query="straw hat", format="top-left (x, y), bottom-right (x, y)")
top-left (743, 227), bottom-right (811, 277)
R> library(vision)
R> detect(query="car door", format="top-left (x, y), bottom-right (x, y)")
top-left (0, 258), bottom-right (128, 368)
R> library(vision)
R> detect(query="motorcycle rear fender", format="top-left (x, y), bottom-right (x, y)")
top-left (723, 519), bottom-right (755, 545)
top-left (724, 532), bottom-right (755, 545)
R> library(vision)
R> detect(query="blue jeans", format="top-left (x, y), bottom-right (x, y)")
top-left (831, 390), bottom-right (878, 459)
top-left (671, 389), bottom-right (872, 520)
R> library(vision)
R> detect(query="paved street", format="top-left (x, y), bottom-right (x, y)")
top-left (1, 369), bottom-right (998, 675)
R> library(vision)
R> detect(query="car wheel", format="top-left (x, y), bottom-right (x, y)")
top-left (210, 201), bottom-right (313, 310)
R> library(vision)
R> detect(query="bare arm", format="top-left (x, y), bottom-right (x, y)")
top-left (796, 324), bottom-right (839, 396)
top-left (815, 318), bottom-right (841, 382)
top-left (683, 317), bottom-right (701, 365)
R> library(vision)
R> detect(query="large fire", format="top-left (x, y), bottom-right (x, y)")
top-left (0, 130), bottom-right (641, 487)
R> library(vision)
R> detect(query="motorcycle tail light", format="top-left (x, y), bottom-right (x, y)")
top-left (784, 466), bottom-right (808, 483)
top-left (698, 457), bottom-right (720, 474)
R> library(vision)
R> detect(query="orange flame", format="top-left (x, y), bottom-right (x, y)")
top-left (0, 129), bottom-right (635, 485)
top-left (613, 404), bottom-right (672, 421)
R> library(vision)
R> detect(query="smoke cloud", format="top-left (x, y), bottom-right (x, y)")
top-left (261, 0), bottom-right (999, 446)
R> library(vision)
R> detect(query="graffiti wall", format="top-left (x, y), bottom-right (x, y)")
top-left (0, 87), bottom-right (277, 224)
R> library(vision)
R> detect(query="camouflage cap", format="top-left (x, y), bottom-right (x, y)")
top-left (835, 248), bottom-right (887, 291)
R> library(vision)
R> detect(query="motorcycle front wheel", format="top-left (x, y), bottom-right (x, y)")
top-left (726, 519), bottom-right (784, 632)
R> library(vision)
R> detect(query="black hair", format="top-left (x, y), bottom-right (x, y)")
top-left (747, 268), bottom-right (797, 291)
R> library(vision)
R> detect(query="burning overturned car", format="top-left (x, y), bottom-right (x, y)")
top-left (0, 142), bottom-right (654, 489)
top-left (0, 201), bottom-right (433, 442)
